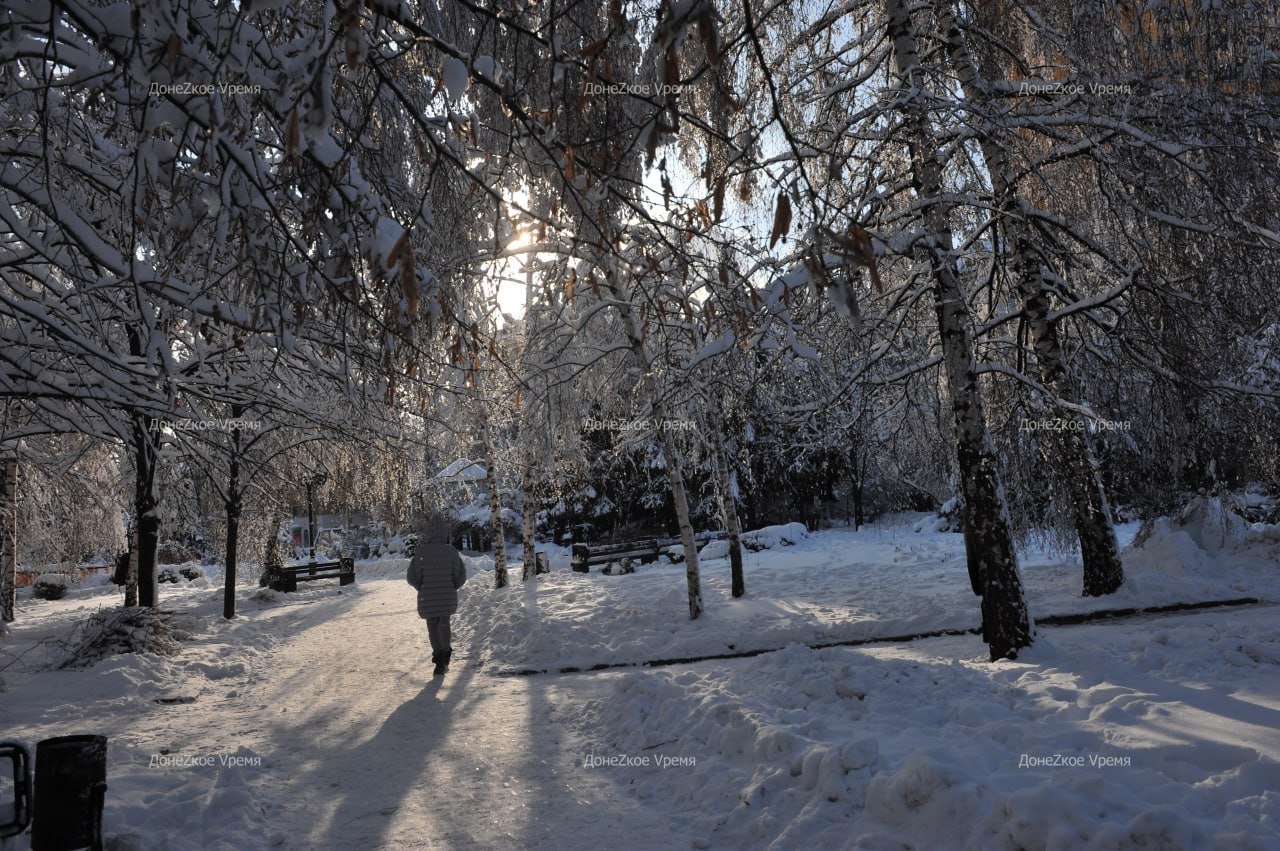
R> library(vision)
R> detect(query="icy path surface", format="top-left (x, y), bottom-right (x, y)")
top-left (230, 578), bottom-right (689, 850)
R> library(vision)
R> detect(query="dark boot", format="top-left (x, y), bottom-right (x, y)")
top-left (440, 648), bottom-right (452, 675)
top-left (431, 651), bottom-right (444, 677)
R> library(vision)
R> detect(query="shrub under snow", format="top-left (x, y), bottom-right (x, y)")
top-left (58, 608), bottom-right (191, 669)
top-left (32, 573), bottom-right (71, 600)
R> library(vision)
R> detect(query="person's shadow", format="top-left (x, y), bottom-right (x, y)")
top-left (296, 661), bottom-right (483, 848)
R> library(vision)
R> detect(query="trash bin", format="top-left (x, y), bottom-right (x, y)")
top-left (31, 735), bottom-right (107, 851)
top-left (0, 741), bottom-right (31, 839)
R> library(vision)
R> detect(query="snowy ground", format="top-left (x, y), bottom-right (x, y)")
top-left (0, 571), bottom-right (687, 850)
top-left (461, 514), bottom-right (1280, 673)
top-left (0, 509), bottom-right (1277, 849)
top-left (576, 607), bottom-right (1280, 849)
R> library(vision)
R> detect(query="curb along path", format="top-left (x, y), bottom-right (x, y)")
top-left (497, 597), bottom-right (1268, 677)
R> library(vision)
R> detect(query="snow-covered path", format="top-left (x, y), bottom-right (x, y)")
top-left (221, 578), bottom-right (689, 850)
top-left (5, 512), bottom-right (1278, 849)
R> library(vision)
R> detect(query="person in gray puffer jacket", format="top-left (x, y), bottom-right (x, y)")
top-left (406, 514), bottom-right (467, 675)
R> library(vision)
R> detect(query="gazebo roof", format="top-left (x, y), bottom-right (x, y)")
top-left (433, 458), bottom-right (488, 483)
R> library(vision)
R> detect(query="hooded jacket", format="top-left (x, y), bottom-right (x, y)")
top-left (406, 517), bottom-right (466, 618)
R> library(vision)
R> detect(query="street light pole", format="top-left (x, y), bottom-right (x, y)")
top-left (306, 473), bottom-right (328, 563)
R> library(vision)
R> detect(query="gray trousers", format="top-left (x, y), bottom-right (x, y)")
top-left (426, 616), bottom-right (452, 657)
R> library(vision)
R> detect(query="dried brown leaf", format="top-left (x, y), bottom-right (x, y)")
top-left (769, 191), bottom-right (792, 249)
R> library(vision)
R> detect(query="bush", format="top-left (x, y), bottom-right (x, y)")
top-left (158, 564), bottom-right (206, 583)
top-left (156, 540), bottom-right (201, 565)
top-left (33, 574), bottom-right (70, 600)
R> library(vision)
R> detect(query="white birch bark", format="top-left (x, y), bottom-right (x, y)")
top-left (709, 421), bottom-right (745, 597)
top-left (935, 3), bottom-right (1124, 597)
top-left (484, 415), bottom-right (507, 589)
top-left (885, 0), bottom-right (1034, 659)
top-left (521, 450), bottom-right (537, 581)
top-left (601, 273), bottom-right (703, 619)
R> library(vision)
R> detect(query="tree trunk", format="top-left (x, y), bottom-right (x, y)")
top-left (658, 418), bottom-right (702, 619)
top-left (521, 451), bottom-right (537, 581)
top-left (603, 275), bottom-right (703, 619)
top-left (1, 457), bottom-right (17, 624)
top-left (223, 493), bottom-right (241, 619)
top-left (124, 530), bottom-right (138, 607)
top-left (962, 509), bottom-right (983, 596)
top-left (485, 420), bottom-right (507, 589)
top-left (223, 404), bottom-right (245, 619)
top-left (935, 4), bottom-right (1124, 597)
top-left (132, 412), bottom-right (160, 608)
top-left (709, 424), bottom-right (745, 597)
top-left (886, 0), bottom-right (1033, 659)
top-left (849, 440), bottom-right (866, 530)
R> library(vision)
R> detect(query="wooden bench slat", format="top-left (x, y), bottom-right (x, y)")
top-left (261, 558), bottom-right (356, 592)
top-left (570, 532), bottom-right (727, 572)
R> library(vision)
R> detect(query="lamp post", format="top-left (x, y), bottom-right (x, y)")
top-left (306, 473), bottom-right (328, 563)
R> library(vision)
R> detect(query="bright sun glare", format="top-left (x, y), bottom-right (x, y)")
top-left (491, 187), bottom-right (538, 322)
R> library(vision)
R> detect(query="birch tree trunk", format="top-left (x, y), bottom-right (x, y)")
top-left (1, 457), bottom-right (17, 624)
top-left (602, 274), bottom-right (703, 619)
top-left (886, 0), bottom-right (1033, 659)
top-left (709, 422), bottom-right (745, 597)
top-left (521, 450), bottom-right (537, 581)
top-left (484, 417), bottom-right (508, 589)
top-left (936, 4), bottom-right (1124, 598)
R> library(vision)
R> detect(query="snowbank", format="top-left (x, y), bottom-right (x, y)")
top-left (576, 612), bottom-right (1280, 849)
top-left (458, 514), bottom-right (1280, 672)
top-left (699, 523), bottom-right (808, 559)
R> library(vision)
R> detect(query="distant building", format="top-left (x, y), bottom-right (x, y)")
top-left (290, 511), bottom-right (371, 553)
top-left (414, 459), bottom-right (519, 551)
top-left (430, 458), bottom-right (488, 496)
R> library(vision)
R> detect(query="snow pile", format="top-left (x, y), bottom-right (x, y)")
top-left (158, 564), bottom-right (207, 584)
top-left (700, 524), bottom-right (807, 560)
top-left (352, 556), bottom-right (411, 581)
top-left (58, 608), bottom-right (192, 669)
top-left (740, 522), bottom-right (807, 551)
top-left (1175, 496), bottom-right (1251, 554)
top-left (577, 616), bottom-right (1280, 849)
top-left (913, 497), bottom-right (964, 533)
top-left (698, 539), bottom-right (730, 560)
top-left (1122, 496), bottom-right (1280, 604)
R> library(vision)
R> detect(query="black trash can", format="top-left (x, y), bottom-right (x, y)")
top-left (31, 735), bottom-right (107, 851)
top-left (0, 741), bottom-right (32, 839)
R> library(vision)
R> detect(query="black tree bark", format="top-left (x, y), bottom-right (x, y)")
top-left (1, 456), bottom-right (17, 623)
top-left (934, 4), bottom-right (1124, 598)
top-left (885, 0), bottom-right (1034, 659)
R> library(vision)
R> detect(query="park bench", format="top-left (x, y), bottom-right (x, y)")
top-left (260, 558), bottom-right (355, 592)
top-left (571, 532), bottom-right (726, 573)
